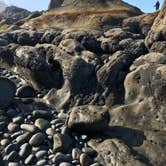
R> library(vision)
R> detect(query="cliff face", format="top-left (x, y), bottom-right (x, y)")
top-left (145, 0), bottom-right (166, 54)
top-left (25, 0), bottom-right (142, 30)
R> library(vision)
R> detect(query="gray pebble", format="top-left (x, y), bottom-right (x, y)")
top-left (82, 147), bottom-right (97, 157)
top-left (11, 131), bottom-right (23, 139)
top-left (35, 150), bottom-right (47, 159)
top-left (29, 132), bottom-right (46, 146)
top-left (1, 139), bottom-right (10, 146)
top-left (6, 151), bottom-right (18, 162)
top-left (24, 154), bottom-right (36, 165)
top-left (46, 128), bottom-right (55, 136)
top-left (16, 132), bottom-right (31, 144)
top-left (12, 116), bottom-right (23, 124)
top-left (8, 123), bottom-right (19, 132)
top-left (20, 124), bottom-right (38, 133)
top-left (80, 153), bottom-right (93, 166)
top-left (19, 143), bottom-right (31, 159)
top-left (35, 118), bottom-right (49, 131)
top-left (72, 148), bottom-right (82, 160)
top-left (59, 162), bottom-right (73, 166)
top-left (5, 144), bottom-right (19, 154)
top-left (36, 159), bottom-right (47, 165)
top-left (51, 119), bottom-right (62, 125)
top-left (90, 163), bottom-right (101, 166)
top-left (8, 162), bottom-right (20, 166)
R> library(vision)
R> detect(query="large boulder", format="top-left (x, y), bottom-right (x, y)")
top-left (145, 0), bottom-right (166, 53)
top-left (67, 105), bottom-right (110, 133)
top-left (0, 77), bottom-right (16, 109)
top-left (14, 46), bottom-right (64, 90)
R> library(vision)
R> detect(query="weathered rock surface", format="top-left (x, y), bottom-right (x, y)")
top-left (67, 105), bottom-right (110, 133)
top-left (0, 77), bottom-right (16, 109)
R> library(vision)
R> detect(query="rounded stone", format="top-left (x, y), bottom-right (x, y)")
top-left (29, 132), bottom-right (46, 146)
top-left (59, 162), bottom-right (73, 166)
top-left (72, 148), bottom-right (82, 160)
top-left (80, 153), bottom-right (93, 166)
top-left (16, 85), bottom-right (36, 98)
top-left (20, 124), bottom-right (38, 133)
top-left (5, 144), bottom-right (19, 154)
top-left (8, 123), bottom-right (19, 133)
top-left (6, 151), bottom-right (18, 162)
top-left (19, 143), bottom-right (31, 159)
top-left (35, 118), bottom-right (49, 131)
top-left (24, 154), bottom-right (36, 165)
top-left (46, 128), bottom-right (55, 136)
top-left (1, 139), bottom-right (10, 146)
top-left (36, 159), bottom-right (47, 165)
top-left (8, 162), bottom-right (20, 166)
top-left (82, 147), bottom-right (97, 157)
top-left (16, 132), bottom-right (31, 144)
top-left (35, 150), bottom-right (47, 159)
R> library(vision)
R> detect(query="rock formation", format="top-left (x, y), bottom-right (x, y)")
top-left (0, 0), bottom-right (165, 165)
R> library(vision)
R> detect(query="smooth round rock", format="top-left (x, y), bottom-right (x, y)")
top-left (82, 147), bottom-right (97, 157)
top-left (35, 118), bottom-right (49, 130)
top-left (8, 162), bottom-right (20, 166)
top-left (35, 150), bottom-right (47, 159)
top-left (8, 123), bottom-right (19, 132)
top-left (72, 148), bottom-right (82, 160)
top-left (36, 159), bottom-right (47, 165)
top-left (80, 153), bottom-right (93, 166)
top-left (46, 128), bottom-right (55, 136)
top-left (16, 132), bottom-right (31, 144)
top-left (5, 144), bottom-right (19, 154)
top-left (59, 162), bottom-right (73, 166)
top-left (29, 132), bottom-right (46, 146)
top-left (6, 151), bottom-right (18, 162)
top-left (0, 77), bottom-right (16, 109)
top-left (19, 143), bottom-right (31, 159)
top-left (16, 85), bottom-right (36, 98)
top-left (20, 124), bottom-right (38, 133)
top-left (1, 139), bottom-right (10, 146)
top-left (24, 154), bottom-right (36, 165)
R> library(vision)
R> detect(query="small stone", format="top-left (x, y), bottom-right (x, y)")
top-left (35, 118), bottom-right (49, 130)
top-left (46, 128), bottom-right (55, 136)
top-left (6, 151), bottom-right (18, 162)
top-left (8, 123), bottom-right (19, 132)
top-left (36, 159), bottom-right (47, 165)
top-left (11, 131), bottom-right (23, 139)
top-left (61, 126), bottom-right (70, 135)
top-left (52, 152), bottom-right (72, 165)
top-left (35, 150), bottom-right (47, 159)
top-left (19, 143), bottom-right (31, 159)
top-left (32, 110), bottom-right (52, 119)
top-left (5, 144), bottom-right (19, 154)
top-left (12, 116), bottom-right (23, 124)
top-left (1, 139), bottom-right (10, 146)
top-left (72, 148), bottom-right (82, 160)
top-left (16, 132), bottom-right (31, 144)
top-left (53, 133), bottom-right (72, 153)
top-left (29, 132), bottom-right (46, 146)
top-left (24, 154), bottom-right (36, 165)
top-left (51, 119), bottom-right (62, 125)
top-left (8, 162), bottom-right (20, 166)
top-left (82, 147), bottom-right (97, 157)
top-left (80, 153), bottom-right (93, 166)
top-left (59, 162), bottom-right (73, 166)
top-left (90, 163), bottom-right (101, 166)
top-left (20, 124), bottom-right (38, 133)
top-left (16, 85), bottom-right (36, 98)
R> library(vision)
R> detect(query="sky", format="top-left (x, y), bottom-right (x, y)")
top-left (2, 0), bottom-right (164, 13)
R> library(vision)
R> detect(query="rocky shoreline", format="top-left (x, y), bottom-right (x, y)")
top-left (0, 0), bottom-right (166, 165)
